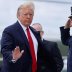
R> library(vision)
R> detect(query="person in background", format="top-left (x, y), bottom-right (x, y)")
top-left (32, 23), bottom-right (63, 72)
top-left (60, 16), bottom-right (72, 72)
top-left (1, 2), bottom-right (47, 72)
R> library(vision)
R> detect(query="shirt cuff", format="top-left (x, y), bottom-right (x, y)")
top-left (11, 59), bottom-right (16, 63)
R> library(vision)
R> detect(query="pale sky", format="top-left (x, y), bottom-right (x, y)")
top-left (0, 0), bottom-right (72, 40)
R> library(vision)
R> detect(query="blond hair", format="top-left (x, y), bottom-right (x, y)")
top-left (17, 2), bottom-right (35, 16)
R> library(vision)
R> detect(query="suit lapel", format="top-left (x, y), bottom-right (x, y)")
top-left (15, 21), bottom-right (30, 49)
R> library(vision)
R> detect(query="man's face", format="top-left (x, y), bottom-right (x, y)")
top-left (18, 7), bottom-right (34, 27)
top-left (32, 24), bottom-right (44, 38)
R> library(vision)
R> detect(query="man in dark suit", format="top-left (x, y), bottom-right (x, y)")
top-left (60, 17), bottom-right (72, 72)
top-left (32, 23), bottom-right (63, 72)
top-left (1, 2), bottom-right (46, 72)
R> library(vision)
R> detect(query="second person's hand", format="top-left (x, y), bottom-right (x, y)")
top-left (64, 18), bottom-right (72, 29)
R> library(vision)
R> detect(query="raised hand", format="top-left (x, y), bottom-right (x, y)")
top-left (12, 46), bottom-right (24, 61)
top-left (64, 18), bottom-right (72, 29)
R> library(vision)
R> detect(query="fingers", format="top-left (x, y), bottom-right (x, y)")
top-left (15, 46), bottom-right (24, 54)
top-left (21, 50), bottom-right (24, 54)
top-left (20, 50), bottom-right (24, 57)
top-left (16, 46), bottom-right (19, 48)
top-left (14, 46), bottom-right (24, 54)
top-left (15, 46), bottom-right (20, 51)
top-left (13, 46), bottom-right (20, 55)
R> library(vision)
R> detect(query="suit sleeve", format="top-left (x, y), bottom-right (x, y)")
top-left (52, 42), bottom-right (64, 72)
top-left (1, 29), bottom-right (14, 62)
top-left (60, 26), bottom-right (71, 46)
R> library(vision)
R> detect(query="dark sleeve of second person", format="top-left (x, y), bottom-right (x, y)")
top-left (60, 26), bottom-right (71, 46)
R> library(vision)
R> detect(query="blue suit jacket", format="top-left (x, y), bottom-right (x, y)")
top-left (60, 26), bottom-right (72, 72)
top-left (1, 21), bottom-right (46, 72)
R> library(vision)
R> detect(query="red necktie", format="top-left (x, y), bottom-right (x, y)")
top-left (26, 27), bottom-right (37, 72)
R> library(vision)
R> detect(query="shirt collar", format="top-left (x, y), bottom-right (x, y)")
top-left (18, 19), bottom-right (28, 31)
